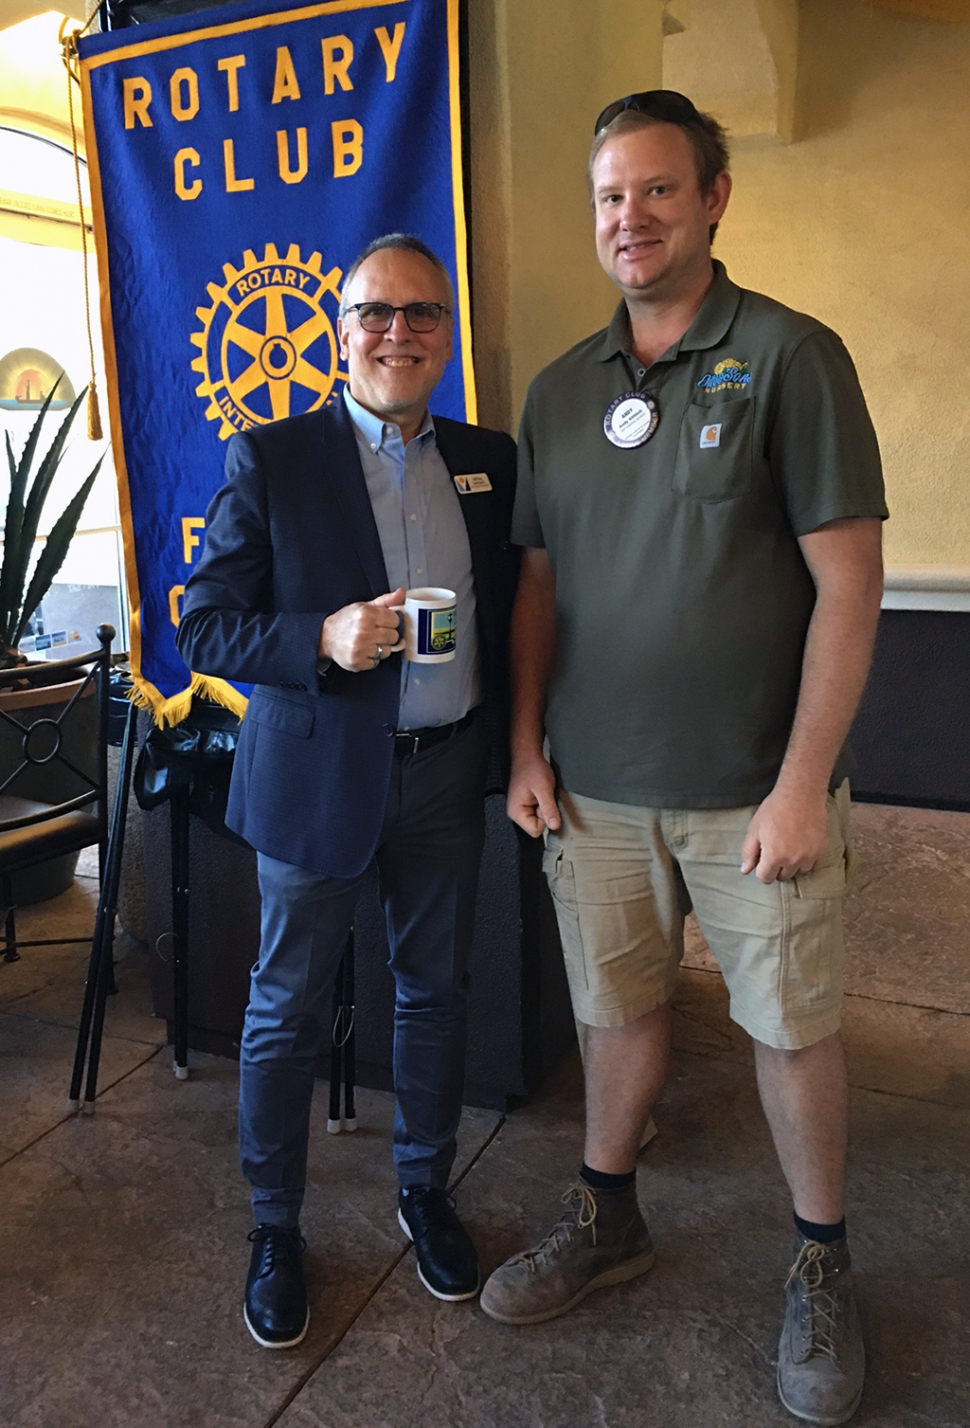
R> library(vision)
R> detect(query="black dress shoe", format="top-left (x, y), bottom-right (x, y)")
top-left (398, 1187), bottom-right (480, 1301)
top-left (244, 1224), bottom-right (309, 1348)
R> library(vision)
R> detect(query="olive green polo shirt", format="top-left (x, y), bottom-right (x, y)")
top-left (512, 261), bottom-right (888, 808)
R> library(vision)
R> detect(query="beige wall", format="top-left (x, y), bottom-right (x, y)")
top-left (665, 0), bottom-right (799, 141)
top-left (467, 0), bottom-right (666, 431)
top-left (469, 0), bottom-right (970, 568)
top-left (712, 0), bottom-right (970, 567)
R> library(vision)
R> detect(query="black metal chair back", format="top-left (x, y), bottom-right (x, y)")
top-left (0, 624), bottom-right (115, 959)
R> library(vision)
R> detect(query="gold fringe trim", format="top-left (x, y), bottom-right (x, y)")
top-left (189, 672), bottom-right (250, 719)
top-left (124, 680), bottom-right (156, 714)
top-left (125, 672), bottom-right (249, 727)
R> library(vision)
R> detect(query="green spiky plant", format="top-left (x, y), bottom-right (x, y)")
top-left (1, 384), bottom-right (106, 671)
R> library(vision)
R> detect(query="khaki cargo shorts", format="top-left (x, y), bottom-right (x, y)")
top-left (542, 782), bottom-right (852, 1050)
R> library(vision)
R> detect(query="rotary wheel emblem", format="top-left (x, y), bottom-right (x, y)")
top-left (190, 243), bottom-right (346, 440)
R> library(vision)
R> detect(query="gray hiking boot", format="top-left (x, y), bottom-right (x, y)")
top-left (778, 1233), bottom-right (865, 1425)
top-left (480, 1178), bottom-right (655, 1325)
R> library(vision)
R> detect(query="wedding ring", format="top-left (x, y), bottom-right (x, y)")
top-left (372, 645), bottom-right (384, 665)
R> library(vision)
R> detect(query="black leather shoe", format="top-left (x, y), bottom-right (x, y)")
top-left (398, 1187), bottom-right (480, 1301)
top-left (243, 1224), bottom-right (309, 1348)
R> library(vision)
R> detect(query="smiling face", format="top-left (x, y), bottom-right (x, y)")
top-left (337, 248), bottom-right (453, 439)
top-left (592, 121), bottom-right (731, 304)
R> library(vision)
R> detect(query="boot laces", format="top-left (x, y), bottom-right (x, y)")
top-left (786, 1240), bottom-right (845, 1364)
top-left (520, 1181), bottom-right (599, 1272)
top-left (248, 1224), bottom-right (305, 1276)
top-left (401, 1187), bottom-right (458, 1237)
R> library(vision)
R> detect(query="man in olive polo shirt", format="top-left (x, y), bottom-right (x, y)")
top-left (480, 93), bottom-right (887, 1426)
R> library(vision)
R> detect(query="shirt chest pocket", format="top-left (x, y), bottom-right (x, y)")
top-left (672, 395), bottom-right (755, 503)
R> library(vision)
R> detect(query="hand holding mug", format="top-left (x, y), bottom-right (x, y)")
top-left (318, 588), bottom-right (406, 673)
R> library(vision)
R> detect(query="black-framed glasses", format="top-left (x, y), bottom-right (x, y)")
top-left (594, 89), bottom-right (701, 135)
top-left (344, 301), bottom-right (451, 334)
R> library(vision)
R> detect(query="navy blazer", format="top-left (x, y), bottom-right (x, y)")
top-left (176, 399), bottom-right (519, 878)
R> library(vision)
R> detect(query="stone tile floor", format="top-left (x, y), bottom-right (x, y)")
top-left (1, 804), bottom-right (968, 1427)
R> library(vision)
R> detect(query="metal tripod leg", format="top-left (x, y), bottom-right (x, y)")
top-left (342, 929), bottom-right (356, 1131)
top-left (326, 930), bottom-right (357, 1133)
top-left (67, 702), bottom-right (137, 1113)
top-left (170, 785), bottom-right (190, 1080)
top-left (327, 951), bottom-right (344, 1134)
top-left (2, 877), bottom-right (19, 963)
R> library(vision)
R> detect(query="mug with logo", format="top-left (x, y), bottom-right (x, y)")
top-left (392, 588), bottom-right (457, 663)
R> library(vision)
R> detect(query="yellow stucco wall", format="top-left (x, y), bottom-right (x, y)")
top-left (467, 0), bottom-right (666, 431)
top-left (713, 0), bottom-right (970, 567)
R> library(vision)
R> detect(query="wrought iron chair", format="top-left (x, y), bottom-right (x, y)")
top-left (0, 625), bottom-right (114, 962)
top-left (0, 625), bottom-right (140, 1110)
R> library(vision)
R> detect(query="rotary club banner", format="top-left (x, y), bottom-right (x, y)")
top-left (78, 0), bottom-right (474, 723)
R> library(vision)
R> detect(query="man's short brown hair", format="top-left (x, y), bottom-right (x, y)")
top-left (588, 107), bottom-right (730, 241)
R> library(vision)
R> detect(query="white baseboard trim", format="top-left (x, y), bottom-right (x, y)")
top-left (881, 567), bottom-right (970, 612)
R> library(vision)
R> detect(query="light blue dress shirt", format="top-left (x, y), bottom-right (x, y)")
top-left (343, 387), bottom-right (480, 730)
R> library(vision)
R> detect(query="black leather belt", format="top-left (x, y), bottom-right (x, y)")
top-left (394, 707), bottom-right (477, 758)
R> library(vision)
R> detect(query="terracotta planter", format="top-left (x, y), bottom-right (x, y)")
top-left (0, 673), bottom-right (98, 905)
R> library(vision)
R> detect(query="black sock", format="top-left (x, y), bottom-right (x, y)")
top-left (794, 1212), bottom-right (846, 1244)
top-left (580, 1163), bottom-right (635, 1191)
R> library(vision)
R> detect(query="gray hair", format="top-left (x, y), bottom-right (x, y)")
top-left (338, 233), bottom-right (455, 316)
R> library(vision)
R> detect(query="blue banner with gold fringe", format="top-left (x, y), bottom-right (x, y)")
top-left (78, 0), bottom-right (473, 724)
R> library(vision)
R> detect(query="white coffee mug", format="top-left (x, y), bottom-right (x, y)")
top-left (392, 587), bottom-right (457, 663)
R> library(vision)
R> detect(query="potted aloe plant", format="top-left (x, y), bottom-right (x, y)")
top-left (2, 383), bottom-right (105, 670)
top-left (1, 383), bottom-right (108, 902)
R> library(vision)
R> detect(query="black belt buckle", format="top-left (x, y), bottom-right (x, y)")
top-left (393, 709), bottom-right (474, 759)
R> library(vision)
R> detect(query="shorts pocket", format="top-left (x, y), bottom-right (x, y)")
top-left (792, 794), bottom-right (848, 899)
top-left (792, 856), bottom-right (847, 900)
top-left (779, 866), bottom-right (846, 1016)
top-left (542, 843), bottom-right (587, 990)
top-left (672, 395), bottom-right (754, 502)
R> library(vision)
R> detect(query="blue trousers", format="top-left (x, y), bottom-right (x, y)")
top-left (239, 719), bottom-right (487, 1227)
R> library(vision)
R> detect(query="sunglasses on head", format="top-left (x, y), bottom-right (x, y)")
top-left (594, 90), bottom-right (702, 135)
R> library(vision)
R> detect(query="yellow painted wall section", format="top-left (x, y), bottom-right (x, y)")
top-left (714, 0), bottom-right (970, 566)
top-left (468, 0), bottom-right (666, 431)
top-left (665, 0), bottom-right (788, 140)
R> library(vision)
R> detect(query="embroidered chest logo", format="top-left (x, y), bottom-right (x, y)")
top-left (696, 357), bottom-right (751, 394)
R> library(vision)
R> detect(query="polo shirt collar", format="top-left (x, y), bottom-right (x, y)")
top-left (599, 301), bottom-right (632, 362)
top-left (679, 260), bottom-right (741, 351)
top-left (597, 259), bottom-right (741, 362)
top-left (342, 385), bottom-right (435, 452)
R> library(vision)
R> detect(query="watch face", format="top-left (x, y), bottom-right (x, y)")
top-left (604, 391), bottom-right (659, 449)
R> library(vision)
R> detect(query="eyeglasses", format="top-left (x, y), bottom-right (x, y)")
top-left (344, 301), bottom-right (451, 334)
top-left (594, 89), bottom-right (702, 136)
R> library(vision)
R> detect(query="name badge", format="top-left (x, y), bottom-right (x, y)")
top-left (604, 392), bottom-right (659, 449)
top-left (454, 472), bottom-right (493, 494)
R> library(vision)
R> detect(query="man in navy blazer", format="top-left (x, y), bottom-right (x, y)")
top-left (177, 234), bottom-right (518, 1349)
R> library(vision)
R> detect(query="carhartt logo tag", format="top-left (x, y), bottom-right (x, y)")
top-left (454, 472), bottom-right (492, 493)
top-left (700, 423), bottom-right (722, 449)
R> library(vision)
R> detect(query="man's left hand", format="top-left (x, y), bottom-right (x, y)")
top-left (740, 785), bottom-right (829, 884)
